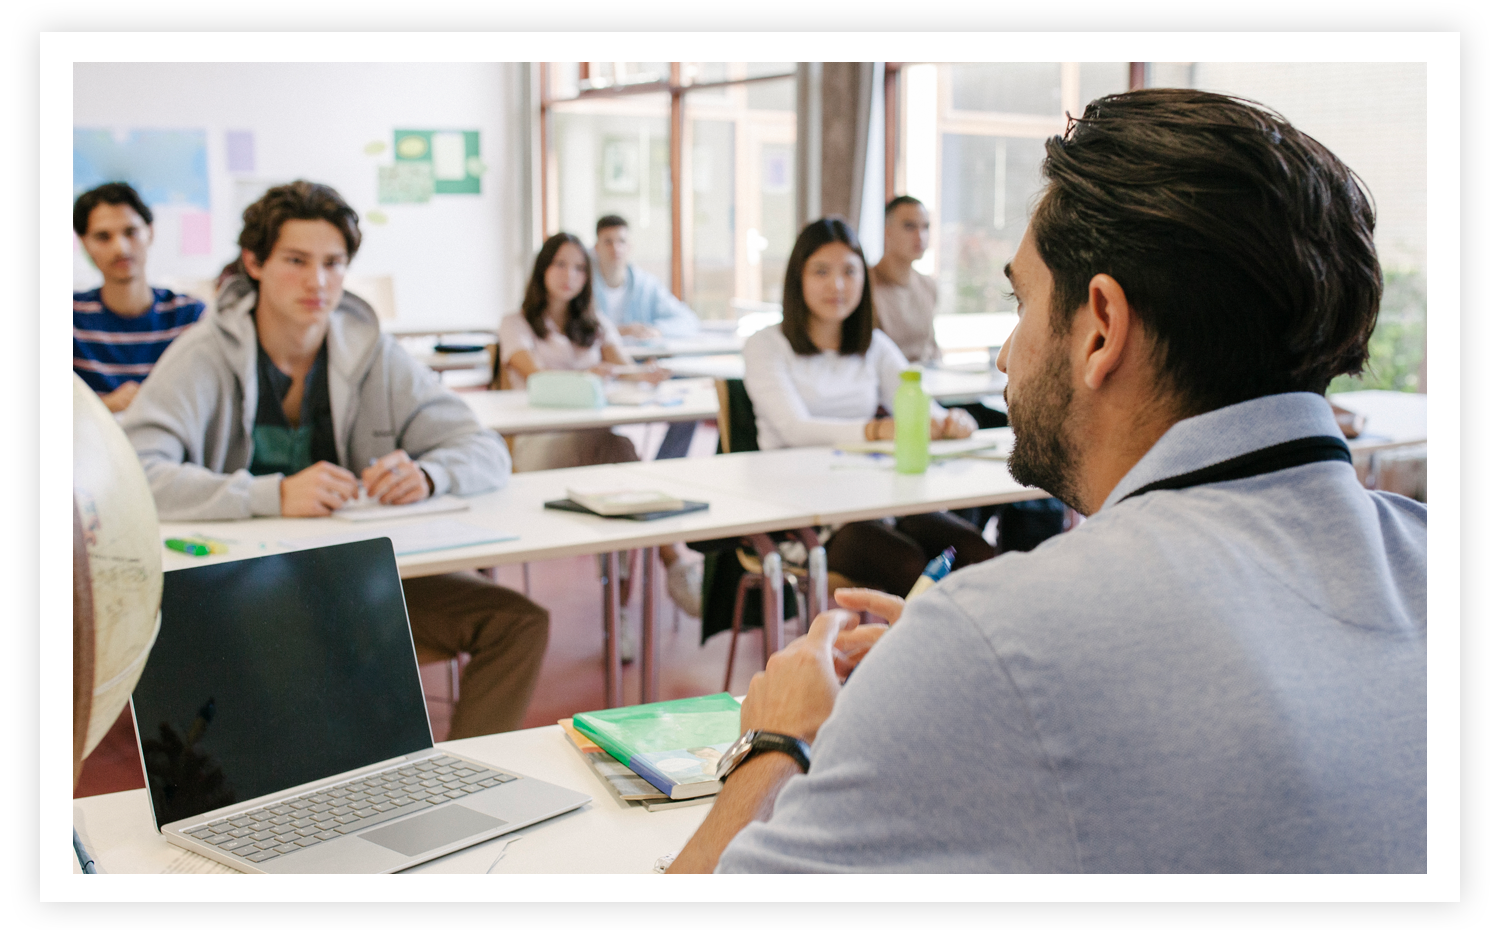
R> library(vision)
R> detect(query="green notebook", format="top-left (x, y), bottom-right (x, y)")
top-left (572, 693), bottom-right (742, 800)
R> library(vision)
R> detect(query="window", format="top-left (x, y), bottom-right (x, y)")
top-left (896, 62), bottom-right (1130, 318)
top-left (541, 62), bottom-right (797, 322)
top-left (892, 61), bottom-right (1426, 391)
top-left (1147, 62), bottom-right (1427, 392)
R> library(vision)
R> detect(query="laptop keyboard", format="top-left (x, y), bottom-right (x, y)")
top-left (182, 754), bottom-right (516, 865)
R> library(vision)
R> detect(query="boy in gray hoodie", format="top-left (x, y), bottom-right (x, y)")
top-left (122, 181), bottom-right (547, 738)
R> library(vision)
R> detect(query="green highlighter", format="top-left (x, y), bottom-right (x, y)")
top-left (164, 537), bottom-right (225, 557)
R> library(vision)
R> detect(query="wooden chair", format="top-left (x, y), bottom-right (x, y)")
top-left (707, 379), bottom-right (831, 690)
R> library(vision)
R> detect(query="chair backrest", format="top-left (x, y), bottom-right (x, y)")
top-left (488, 343), bottom-right (506, 390)
top-left (714, 379), bottom-right (759, 454)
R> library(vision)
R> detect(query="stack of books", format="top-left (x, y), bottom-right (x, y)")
top-left (562, 693), bottom-right (742, 811)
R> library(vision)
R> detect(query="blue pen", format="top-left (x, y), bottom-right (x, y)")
top-left (906, 546), bottom-right (957, 599)
top-left (844, 547), bottom-right (957, 686)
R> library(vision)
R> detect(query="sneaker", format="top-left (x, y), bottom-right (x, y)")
top-left (667, 558), bottom-right (703, 618)
top-left (620, 624), bottom-right (636, 665)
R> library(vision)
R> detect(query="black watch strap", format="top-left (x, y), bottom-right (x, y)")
top-left (747, 731), bottom-right (811, 774)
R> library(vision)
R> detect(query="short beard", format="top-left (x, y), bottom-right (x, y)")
top-left (1005, 340), bottom-right (1084, 512)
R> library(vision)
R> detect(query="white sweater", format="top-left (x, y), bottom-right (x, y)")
top-left (742, 325), bottom-right (909, 450)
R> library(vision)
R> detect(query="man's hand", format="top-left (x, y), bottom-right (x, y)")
top-left (828, 588), bottom-right (906, 678)
top-left (740, 610), bottom-right (861, 744)
top-left (361, 450), bottom-right (432, 506)
top-left (619, 322), bottom-right (661, 339)
top-left (100, 380), bottom-right (141, 413)
top-left (281, 461), bottom-right (360, 516)
top-left (931, 407), bottom-right (977, 439)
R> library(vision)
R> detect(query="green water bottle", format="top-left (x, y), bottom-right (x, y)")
top-left (894, 369), bottom-right (930, 474)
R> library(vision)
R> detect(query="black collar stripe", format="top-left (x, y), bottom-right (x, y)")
top-left (1119, 435), bottom-right (1353, 504)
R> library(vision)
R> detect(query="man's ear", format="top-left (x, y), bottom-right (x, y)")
top-left (1078, 273), bottom-right (1134, 392)
top-left (241, 248), bottom-right (263, 281)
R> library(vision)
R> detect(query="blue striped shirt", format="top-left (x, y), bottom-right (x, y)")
top-left (73, 287), bottom-right (205, 393)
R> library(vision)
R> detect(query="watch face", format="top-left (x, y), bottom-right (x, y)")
top-left (716, 731), bottom-right (756, 780)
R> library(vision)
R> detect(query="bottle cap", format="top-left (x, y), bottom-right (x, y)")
top-left (900, 369), bottom-right (922, 382)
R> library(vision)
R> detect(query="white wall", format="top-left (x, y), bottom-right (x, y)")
top-left (73, 62), bottom-right (532, 333)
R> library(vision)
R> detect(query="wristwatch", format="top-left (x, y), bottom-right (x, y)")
top-left (716, 730), bottom-right (812, 780)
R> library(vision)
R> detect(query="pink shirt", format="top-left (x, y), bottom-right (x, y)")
top-left (497, 311), bottom-right (625, 386)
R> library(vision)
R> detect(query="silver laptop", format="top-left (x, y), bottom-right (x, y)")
top-left (130, 538), bottom-right (590, 874)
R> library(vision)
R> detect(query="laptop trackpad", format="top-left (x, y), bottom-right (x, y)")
top-left (358, 805), bottom-right (505, 856)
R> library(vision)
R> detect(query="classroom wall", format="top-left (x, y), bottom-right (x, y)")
top-left (73, 63), bottom-right (534, 334)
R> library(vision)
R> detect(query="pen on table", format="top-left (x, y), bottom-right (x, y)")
top-left (845, 547), bottom-right (957, 685)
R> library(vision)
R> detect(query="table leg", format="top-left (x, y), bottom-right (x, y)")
top-left (808, 544), bottom-right (828, 619)
top-left (603, 551), bottom-right (623, 708)
top-left (762, 549), bottom-right (784, 660)
top-left (641, 548), bottom-right (658, 704)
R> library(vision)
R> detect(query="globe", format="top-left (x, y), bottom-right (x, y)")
top-left (73, 374), bottom-right (162, 787)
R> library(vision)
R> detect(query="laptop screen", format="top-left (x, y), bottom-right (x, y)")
top-left (132, 538), bottom-right (434, 827)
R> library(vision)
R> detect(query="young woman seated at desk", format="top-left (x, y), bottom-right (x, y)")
top-left (497, 231), bottom-right (668, 472)
top-left (498, 232), bottom-right (695, 616)
top-left (742, 217), bottom-right (994, 595)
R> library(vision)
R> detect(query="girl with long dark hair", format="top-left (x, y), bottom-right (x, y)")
top-left (742, 217), bottom-right (993, 595)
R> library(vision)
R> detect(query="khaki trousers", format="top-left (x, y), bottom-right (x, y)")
top-left (401, 573), bottom-right (549, 740)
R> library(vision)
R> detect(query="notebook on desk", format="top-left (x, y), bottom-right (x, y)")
top-left (130, 538), bottom-right (589, 874)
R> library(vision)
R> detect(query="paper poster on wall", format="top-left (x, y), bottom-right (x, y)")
top-left (74, 128), bottom-right (209, 209)
top-left (391, 129), bottom-right (482, 195)
top-left (377, 163), bottom-right (434, 204)
top-left (225, 131), bottom-right (256, 173)
top-left (180, 212), bottom-right (212, 255)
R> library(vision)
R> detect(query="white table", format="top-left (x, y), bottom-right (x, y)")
top-left (921, 367), bottom-right (1008, 404)
top-left (159, 433), bottom-right (1041, 706)
top-left (460, 378), bottom-right (719, 435)
top-left (71, 724), bottom-right (710, 874)
top-left (623, 332), bottom-right (745, 361)
top-left (655, 356), bottom-right (1008, 405)
top-left (1330, 389), bottom-right (1427, 454)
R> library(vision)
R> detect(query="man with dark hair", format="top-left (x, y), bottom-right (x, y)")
top-left (592, 214), bottom-right (699, 339)
top-left (671, 90), bottom-right (1425, 873)
top-left (123, 180), bottom-right (549, 739)
top-left (73, 182), bottom-right (205, 412)
top-left (870, 195), bottom-right (940, 365)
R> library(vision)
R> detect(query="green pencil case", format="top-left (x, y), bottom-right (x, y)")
top-left (526, 370), bottom-right (607, 408)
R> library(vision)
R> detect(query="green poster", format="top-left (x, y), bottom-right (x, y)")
top-left (393, 129), bottom-right (482, 195)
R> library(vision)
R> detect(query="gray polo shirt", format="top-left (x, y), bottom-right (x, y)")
top-left (718, 392), bottom-right (1426, 872)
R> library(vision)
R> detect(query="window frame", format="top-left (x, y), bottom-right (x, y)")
top-left (539, 62), bottom-right (797, 305)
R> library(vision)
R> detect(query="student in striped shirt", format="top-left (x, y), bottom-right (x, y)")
top-left (73, 182), bottom-right (205, 412)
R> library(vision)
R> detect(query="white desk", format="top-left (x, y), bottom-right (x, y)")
top-left (641, 429), bottom-right (1041, 526)
top-left (622, 332), bottom-right (745, 360)
top-left (655, 357), bottom-right (1007, 405)
top-left (921, 367), bottom-right (1008, 404)
top-left (160, 434), bottom-right (1040, 706)
top-left (1330, 389), bottom-right (1427, 454)
top-left (71, 724), bottom-right (710, 875)
top-left (416, 349), bottom-right (491, 372)
top-left (460, 378), bottom-right (719, 435)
